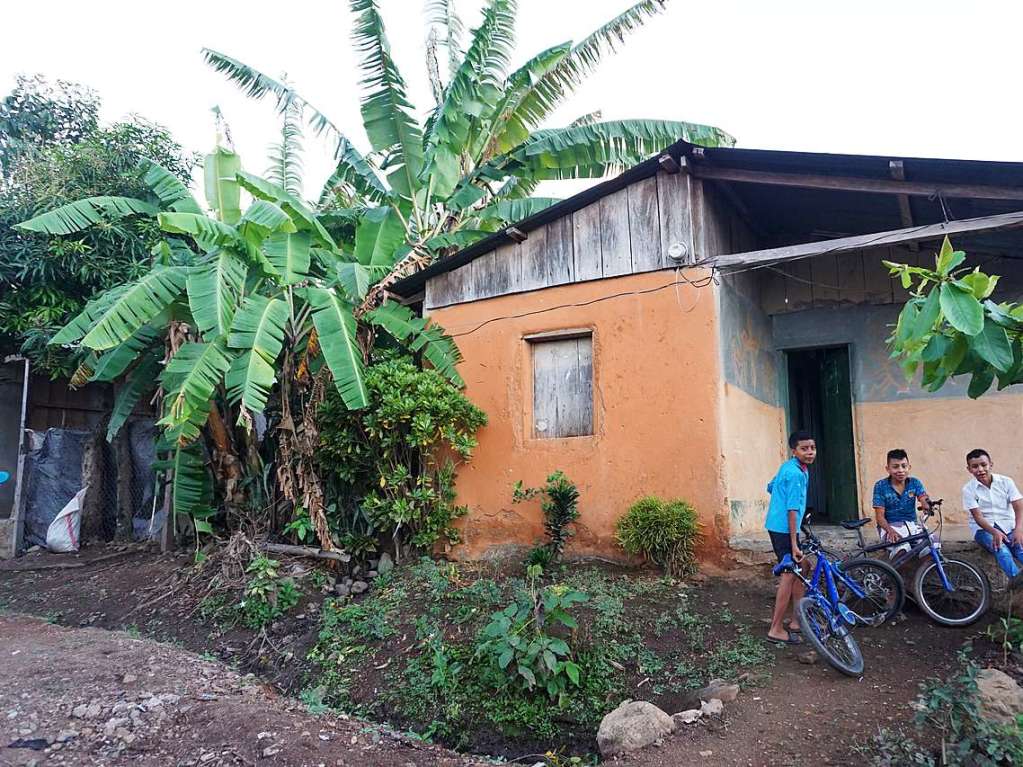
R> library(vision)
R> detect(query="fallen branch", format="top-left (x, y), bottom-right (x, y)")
top-left (260, 543), bottom-right (351, 563)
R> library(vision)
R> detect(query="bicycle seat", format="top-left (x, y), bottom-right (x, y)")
top-left (772, 554), bottom-right (796, 576)
top-left (840, 518), bottom-right (871, 530)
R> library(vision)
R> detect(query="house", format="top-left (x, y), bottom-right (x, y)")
top-left (391, 141), bottom-right (1023, 562)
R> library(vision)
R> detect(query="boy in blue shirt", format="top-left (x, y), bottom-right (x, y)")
top-left (872, 449), bottom-right (930, 556)
top-left (765, 430), bottom-right (816, 645)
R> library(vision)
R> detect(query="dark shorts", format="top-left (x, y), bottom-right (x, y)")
top-left (769, 531), bottom-right (794, 563)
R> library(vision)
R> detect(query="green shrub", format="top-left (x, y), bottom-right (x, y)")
top-left (317, 353), bottom-right (487, 551)
top-left (238, 556), bottom-right (300, 629)
top-left (475, 565), bottom-right (588, 701)
top-left (513, 471), bottom-right (580, 569)
top-left (616, 496), bottom-right (700, 576)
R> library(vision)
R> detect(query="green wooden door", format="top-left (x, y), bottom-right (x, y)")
top-left (820, 347), bottom-right (858, 523)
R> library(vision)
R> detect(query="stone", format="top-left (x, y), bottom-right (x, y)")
top-left (596, 701), bottom-right (675, 757)
top-left (700, 698), bottom-right (724, 716)
top-left (366, 570), bottom-right (379, 579)
top-left (377, 553), bottom-right (394, 574)
top-left (797, 650), bottom-right (819, 665)
top-left (263, 746), bottom-right (282, 757)
top-left (122, 674), bottom-right (137, 684)
top-left (334, 583), bottom-right (351, 597)
top-left (56, 730), bottom-right (78, 743)
top-left (976, 668), bottom-right (1023, 725)
top-left (351, 580), bottom-right (369, 594)
top-left (672, 709), bottom-right (702, 725)
top-left (698, 679), bottom-right (740, 704)
top-left (343, 577), bottom-right (354, 587)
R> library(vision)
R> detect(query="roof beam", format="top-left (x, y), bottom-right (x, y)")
top-left (889, 160), bottom-right (919, 252)
top-left (713, 210), bottom-right (1023, 269)
top-left (689, 163), bottom-right (1023, 201)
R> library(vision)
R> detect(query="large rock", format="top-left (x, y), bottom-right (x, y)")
top-left (698, 679), bottom-right (740, 703)
top-left (596, 701), bottom-right (675, 757)
top-left (976, 668), bottom-right (1023, 725)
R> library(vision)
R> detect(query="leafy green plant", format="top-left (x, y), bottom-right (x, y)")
top-left (284, 508), bottom-right (315, 543)
top-left (886, 236), bottom-right (1023, 398)
top-left (318, 353), bottom-right (486, 550)
top-left (475, 564), bottom-right (587, 700)
top-left (616, 496), bottom-right (700, 576)
top-left (513, 471), bottom-right (580, 568)
top-left (238, 556), bottom-right (300, 629)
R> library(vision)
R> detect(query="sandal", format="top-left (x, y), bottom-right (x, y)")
top-left (766, 630), bottom-right (803, 646)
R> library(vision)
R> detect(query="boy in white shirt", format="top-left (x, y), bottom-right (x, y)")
top-left (962, 448), bottom-right (1023, 589)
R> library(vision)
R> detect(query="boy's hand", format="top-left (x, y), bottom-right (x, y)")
top-left (882, 525), bottom-right (902, 543)
top-left (1013, 529), bottom-right (1023, 547)
top-left (792, 545), bottom-right (804, 562)
top-left (992, 530), bottom-right (1007, 550)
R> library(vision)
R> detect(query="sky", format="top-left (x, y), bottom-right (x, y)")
top-left (1, 0), bottom-right (1020, 201)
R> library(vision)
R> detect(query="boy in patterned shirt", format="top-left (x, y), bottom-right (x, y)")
top-left (872, 449), bottom-right (930, 557)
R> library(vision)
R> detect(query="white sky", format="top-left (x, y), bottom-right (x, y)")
top-left (2, 0), bottom-right (1020, 201)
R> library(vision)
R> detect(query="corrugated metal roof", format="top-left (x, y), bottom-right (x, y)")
top-left (391, 141), bottom-right (1023, 297)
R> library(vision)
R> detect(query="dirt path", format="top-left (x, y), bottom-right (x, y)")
top-left (0, 614), bottom-right (487, 767)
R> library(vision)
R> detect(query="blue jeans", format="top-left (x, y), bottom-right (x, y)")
top-left (974, 528), bottom-right (1023, 578)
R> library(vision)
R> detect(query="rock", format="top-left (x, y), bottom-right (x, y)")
top-left (596, 701), bottom-right (675, 757)
top-left (56, 729), bottom-right (78, 743)
top-left (797, 650), bottom-right (819, 665)
top-left (263, 745), bottom-right (282, 757)
top-left (698, 679), bottom-right (740, 704)
top-left (672, 709), bottom-right (702, 725)
top-left (976, 668), bottom-right (1023, 725)
top-left (366, 570), bottom-right (379, 579)
top-left (343, 577), bottom-right (353, 587)
top-left (122, 674), bottom-right (137, 684)
top-left (351, 580), bottom-right (369, 594)
top-left (377, 553), bottom-right (394, 574)
top-left (700, 698), bottom-right (724, 716)
top-left (334, 583), bottom-right (351, 597)
top-left (368, 559), bottom-right (379, 569)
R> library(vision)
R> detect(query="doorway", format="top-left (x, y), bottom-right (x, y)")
top-left (786, 346), bottom-right (858, 524)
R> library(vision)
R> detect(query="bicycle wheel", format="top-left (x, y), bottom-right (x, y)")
top-left (795, 596), bottom-right (865, 677)
top-left (836, 558), bottom-right (905, 626)
top-left (912, 558), bottom-right (990, 626)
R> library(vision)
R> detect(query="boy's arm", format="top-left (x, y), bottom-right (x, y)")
top-left (1011, 499), bottom-right (1023, 545)
top-left (788, 509), bottom-right (803, 561)
top-left (970, 508), bottom-right (1006, 547)
top-left (873, 506), bottom-right (900, 541)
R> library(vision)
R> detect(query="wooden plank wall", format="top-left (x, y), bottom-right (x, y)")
top-left (759, 246), bottom-right (924, 314)
top-left (531, 336), bottom-right (594, 438)
top-left (425, 171), bottom-right (700, 309)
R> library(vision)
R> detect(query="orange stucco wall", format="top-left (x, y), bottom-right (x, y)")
top-left (428, 270), bottom-right (728, 560)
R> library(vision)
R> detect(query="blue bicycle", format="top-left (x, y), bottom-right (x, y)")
top-left (774, 515), bottom-right (904, 676)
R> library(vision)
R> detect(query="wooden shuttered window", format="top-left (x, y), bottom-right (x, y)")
top-left (529, 332), bottom-right (593, 438)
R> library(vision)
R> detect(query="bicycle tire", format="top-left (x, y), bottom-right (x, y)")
top-left (837, 558), bottom-right (905, 625)
top-left (795, 596), bottom-right (864, 677)
top-left (912, 557), bottom-right (990, 627)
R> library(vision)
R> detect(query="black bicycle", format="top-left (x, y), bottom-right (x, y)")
top-left (842, 499), bottom-right (990, 626)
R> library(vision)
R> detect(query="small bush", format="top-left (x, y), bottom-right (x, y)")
top-left (616, 496), bottom-right (700, 576)
top-left (238, 556), bottom-right (300, 629)
top-left (513, 471), bottom-right (580, 569)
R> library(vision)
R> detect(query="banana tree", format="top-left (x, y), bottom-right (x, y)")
top-left (17, 147), bottom-right (461, 551)
top-left (203, 0), bottom-right (735, 311)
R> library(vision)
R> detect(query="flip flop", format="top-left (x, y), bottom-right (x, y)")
top-left (766, 631), bottom-right (803, 646)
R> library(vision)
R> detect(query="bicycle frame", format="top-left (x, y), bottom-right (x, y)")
top-left (780, 546), bottom-right (871, 626)
top-left (850, 512), bottom-right (954, 593)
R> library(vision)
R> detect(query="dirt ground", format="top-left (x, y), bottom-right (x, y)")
top-left (0, 545), bottom-right (1016, 766)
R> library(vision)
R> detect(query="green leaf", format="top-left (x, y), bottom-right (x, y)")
top-left (498, 649), bottom-right (514, 669)
top-left (139, 157), bottom-right (202, 214)
top-left (238, 199), bottom-right (297, 244)
top-left (968, 367), bottom-right (995, 399)
top-left (264, 232), bottom-right (311, 284)
top-left (90, 325), bottom-right (162, 383)
top-left (160, 338), bottom-right (233, 440)
top-left (336, 262), bottom-right (384, 302)
top-left (81, 268), bottom-right (187, 350)
top-left (204, 147), bottom-right (242, 224)
top-left (107, 352), bottom-right (162, 442)
top-left (157, 441), bottom-right (212, 524)
top-left (913, 289), bottom-right (941, 337)
top-left (368, 301), bottom-right (464, 386)
top-left (236, 171), bottom-right (337, 249)
top-left (50, 285), bottom-right (131, 346)
top-left (354, 207), bottom-right (405, 267)
top-left (186, 249), bottom-right (248, 339)
top-left (226, 295), bottom-right (290, 414)
top-left (517, 665), bottom-right (537, 688)
top-left (351, 0), bottom-right (424, 199)
top-left (563, 660), bottom-right (580, 686)
top-left (305, 288), bottom-right (369, 409)
top-left (193, 519), bottom-right (215, 535)
top-left (969, 319), bottom-right (1014, 372)
top-left (158, 212), bottom-right (242, 251)
top-left (920, 334), bottom-right (950, 363)
top-left (16, 196), bottom-right (158, 235)
top-left (960, 271), bottom-right (994, 300)
top-left (936, 237), bottom-right (966, 276)
top-left (939, 283), bottom-right (984, 336)
top-left (473, 197), bottom-right (560, 226)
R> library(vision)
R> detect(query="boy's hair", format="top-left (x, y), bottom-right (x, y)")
top-left (788, 430), bottom-right (814, 449)
top-left (886, 449), bottom-right (909, 464)
top-left (966, 448), bottom-right (991, 463)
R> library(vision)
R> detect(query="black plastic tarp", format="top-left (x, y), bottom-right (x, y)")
top-left (22, 429), bottom-right (88, 547)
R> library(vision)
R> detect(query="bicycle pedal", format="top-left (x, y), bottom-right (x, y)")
top-left (836, 603), bottom-right (858, 626)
